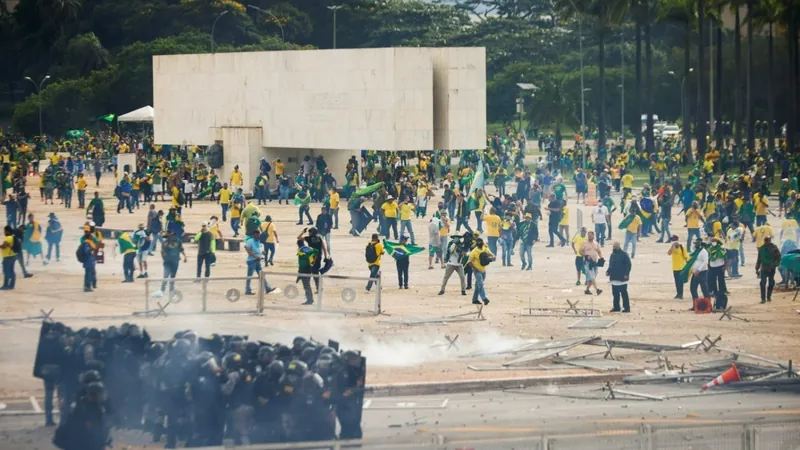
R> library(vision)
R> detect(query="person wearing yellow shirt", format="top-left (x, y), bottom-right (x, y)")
top-left (559, 205), bottom-right (570, 240)
top-left (398, 198), bottom-right (416, 245)
top-left (259, 215), bottom-right (279, 266)
top-left (754, 192), bottom-right (769, 226)
top-left (667, 236), bottom-right (690, 299)
top-left (76, 173), bottom-right (88, 209)
top-left (328, 188), bottom-right (340, 229)
top-left (365, 233), bottom-right (384, 292)
top-left (622, 212), bottom-right (642, 258)
top-left (726, 221), bottom-right (744, 278)
top-left (755, 222), bottom-right (773, 248)
top-left (1, 225), bottom-right (17, 289)
top-left (230, 201), bottom-right (242, 237)
top-left (230, 165), bottom-right (243, 188)
top-left (381, 196), bottom-right (399, 240)
top-left (621, 173), bottom-right (634, 196)
top-left (571, 227), bottom-right (587, 285)
top-left (685, 202), bottom-right (705, 249)
top-left (217, 183), bottom-right (233, 222)
top-left (439, 211), bottom-right (451, 253)
top-left (468, 238), bottom-right (494, 305)
top-left (483, 208), bottom-right (502, 255)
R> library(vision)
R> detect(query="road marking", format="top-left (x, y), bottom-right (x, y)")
top-left (363, 398), bottom-right (449, 410)
top-left (441, 398), bottom-right (449, 408)
top-left (593, 418), bottom-right (734, 425)
top-left (362, 399), bottom-right (372, 409)
top-left (29, 396), bottom-right (41, 413)
top-left (745, 409), bottom-right (800, 415)
top-left (0, 403), bottom-right (6, 410)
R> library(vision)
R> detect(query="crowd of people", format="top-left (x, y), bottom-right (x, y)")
top-left (35, 320), bottom-right (366, 450)
top-left (4, 126), bottom-right (800, 313)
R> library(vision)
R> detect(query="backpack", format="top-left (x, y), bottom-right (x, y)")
top-left (177, 190), bottom-right (186, 205)
top-left (11, 230), bottom-right (22, 253)
top-left (479, 251), bottom-right (493, 266)
top-left (365, 242), bottom-right (378, 264)
top-left (76, 242), bottom-right (87, 263)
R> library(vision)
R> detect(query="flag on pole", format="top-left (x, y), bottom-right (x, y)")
top-left (353, 182), bottom-right (384, 197)
top-left (383, 240), bottom-right (424, 259)
top-left (468, 158), bottom-right (485, 196)
top-left (98, 114), bottom-right (115, 123)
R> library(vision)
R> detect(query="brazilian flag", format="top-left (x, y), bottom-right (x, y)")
top-left (196, 186), bottom-right (214, 199)
top-left (98, 114), bottom-right (115, 123)
top-left (618, 213), bottom-right (636, 230)
top-left (383, 240), bottom-right (424, 259)
top-left (679, 247), bottom-right (703, 283)
top-left (117, 232), bottom-right (137, 255)
top-left (353, 182), bottom-right (384, 197)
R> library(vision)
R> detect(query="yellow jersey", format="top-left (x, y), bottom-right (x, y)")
top-left (671, 245), bottom-right (689, 271)
top-left (382, 202), bottom-right (398, 218)
top-left (755, 225), bottom-right (773, 248)
top-left (368, 241), bottom-right (384, 267)
top-left (483, 214), bottom-right (502, 237)
top-left (230, 170), bottom-right (243, 186)
top-left (76, 177), bottom-right (87, 190)
top-left (621, 174), bottom-right (634, 188)
top-left (231, 204), bottom-right (242, 219)
top-left (626, 215), bottom-right (642, 233)
top-left (572, 235), bottom-right (585, 257)
top-left (218, 188), bottom-right (232, 204)
top-left (686, 209), bottom-right (702, 229)
top-left (329, 191), bottom-right (340, 210)
top-left (560, 206), bottom-right (569, 226)
top-left (399, 203), bottom-right (414, 221)
top-left (275, 162), bottom-right (285, 176)
top-left (2, 235), bottom-right (17, 257)
top-left (260, 221), bottom-right (277, 244)
top-left (469, 246), bottom-right (491, 272)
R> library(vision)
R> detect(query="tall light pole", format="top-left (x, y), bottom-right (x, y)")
top-left (566, 0), bottom-right (586, 166)
top-left (670, 68), bottom-right (693, 149)
top-left (211, 10), bottom-right (229, 53)
top-left (247, 5), bottom-right (284, 42)
top-left (327, 5), bottom-right (343, 49)
top-left (24, 75), bottom-right (50, 137)
top-left (620, 31), bottom-right (625, 142)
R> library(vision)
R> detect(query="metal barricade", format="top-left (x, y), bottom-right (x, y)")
top-left (139, 271), bottom-right (381, 317)
top-left (652, 424), bottom-right (748, 450)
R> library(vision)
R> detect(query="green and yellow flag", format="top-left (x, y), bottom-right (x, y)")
top-left (383, 239), bottom-right (424, 259)
top-left (99, 114), bottom-right (115, 122)
top-left (118, 232), bottom-right (136, 255)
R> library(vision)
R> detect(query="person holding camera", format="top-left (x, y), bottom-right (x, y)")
top-left (468, 237), bottom-right (494, 306)
top-left (667, 235), bottom-right (689, 299)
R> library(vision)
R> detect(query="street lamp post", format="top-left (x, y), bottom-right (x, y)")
top-left (565, 0), bottom-right (586, 167)
top-left (669, 68), bottom-right (693, 152)
top-left (328, 5), bottom-right (343, 49)
top-left (211, 10), bottom-right (229, 53)
top-left (620, 31), bottom-right (625, 141)
top-left (247, 5), bottom-right (284, 42)
top-left (24, 75), bottom-right (51, 137)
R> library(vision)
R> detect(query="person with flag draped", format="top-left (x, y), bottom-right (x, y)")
top-left (679, 240), bottom-right (709, 304)
top-left (117, 230), bottom-right (137, 283)
top-left (385, 235), bottom-right (423, 289)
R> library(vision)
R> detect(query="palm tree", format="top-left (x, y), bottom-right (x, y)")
top-left (559, 0), bottom-right (628, 151)
top-left (750, 0), bottom-right (783, 150)
top-left (659, 0), bottom-right (696, 163)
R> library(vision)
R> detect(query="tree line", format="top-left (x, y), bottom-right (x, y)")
top-left (1, 0), bottom-right (798, 157)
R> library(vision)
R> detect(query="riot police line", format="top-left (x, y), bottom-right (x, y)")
top-left (33, 320), bottom-right (367, 449)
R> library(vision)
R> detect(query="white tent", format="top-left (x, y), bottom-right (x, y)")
top-left (118, 105), bottom-right (154, 123)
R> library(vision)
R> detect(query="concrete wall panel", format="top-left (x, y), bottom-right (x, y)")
top-left (430, 47), bottom-right (487, 150)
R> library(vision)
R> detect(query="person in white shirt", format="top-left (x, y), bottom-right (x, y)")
top-left (182, 179), bottom-right (195, 209)
top-left (690, 240), bottom-right (710, 302)
top-left (592, 204), bottom-right (610, 247)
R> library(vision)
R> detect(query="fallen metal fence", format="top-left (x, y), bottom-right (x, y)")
top-left (139, 271), bottom-right (382, 317)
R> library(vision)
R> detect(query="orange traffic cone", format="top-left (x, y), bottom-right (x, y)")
top-left (702, 364), bottom-right (741, 390)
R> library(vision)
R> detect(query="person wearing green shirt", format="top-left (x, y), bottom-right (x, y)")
top-left (254, 171), bottom-right (270, 205)
top-left (294, 189), bottom-right (313, 225)
top-left (552, 178), bottom-right (567, 201)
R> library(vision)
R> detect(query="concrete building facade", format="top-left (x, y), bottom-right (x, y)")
top-left (153, 47), bottom-right (486, 190)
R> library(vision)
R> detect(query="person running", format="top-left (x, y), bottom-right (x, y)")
top-left (295, 188), bottom-right (314, 225)
top-left (438, 234), bottom-right (467, 296)
top-left (606, 241), bottom-right (631, 313)
top-left (259, 215), bottom-right (279, 266)
top-left (468, 237), bottom-right (494, 305)
top-left (580, 230), bottom-right (603, 296)
top-left (365, 233), bottom-right (383, 293)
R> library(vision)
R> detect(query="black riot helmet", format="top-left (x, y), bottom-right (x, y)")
top-left (342, 350), bottom-right (362, 368)
top-left (79, 370), bottom-right (102, 385)
top-left (86, 328), bottom-right (102, 341)
top-left (84, 382), bottom-right (107, 404)
top-left (222, 352), bottom-right (243, 371)
top-left (292, 337), bottom-right (307, 353)
top-left (315, 355), bottom-right (334, 376)
top-left (85, 359), bottom-right (105, 374)
top-left (127, 324), bottom-right (142, 339)
top-left (285, 360), bottom-right (308, 384)
top-left (105, 326), bottom-right (118, 340)
top-left (267, 360), bottom-right (285, 382)
top-left (170, 338), bottom-right (192, 357)
top-left (319, 346), bottom-right (336, 357)
top-left (245, 341), bottom-right (260, 359)
top-left (148, 342), bottom-right (166, 360)
top-left (300, 347), bottom-right (316, 365)
top-left (276, 344), bottom-right (292, 362)
top-left (258, 345), bottom-right (275, 364)
top-left (182, 330), bottom-right (198, 345)
top-left (196, 351), bottom-right (220, 373)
